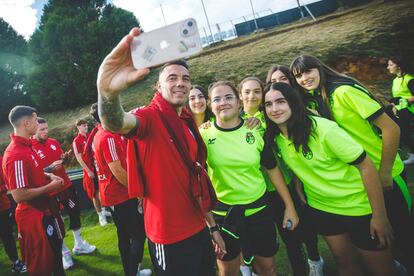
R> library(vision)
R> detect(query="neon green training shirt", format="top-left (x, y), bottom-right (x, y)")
top-left (392, 74), bottom-right (414, 113)
top-left (328, 84), bottom-right (404, 178)
top-left (275, 116), bottom-right (371, 216)
top-left (200, 120), bottom-right (268, 206)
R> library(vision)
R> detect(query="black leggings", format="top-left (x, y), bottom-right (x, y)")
top-left (384, 173), bottom-right (414, 275)
top-left (110, 199), bottom-right (146, 276)
top-left (0, 209), bottom-right (18, 262)
top-left (396, 108), bottom-right (414, 153)
top-left (271, 188), bottom-right (320, 276)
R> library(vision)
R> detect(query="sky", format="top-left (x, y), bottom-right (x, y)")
top-left (0, 0), bottom-right (319, 40)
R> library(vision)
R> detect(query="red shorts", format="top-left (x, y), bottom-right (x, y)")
top-left (16, 208), bottom-right (63, 276)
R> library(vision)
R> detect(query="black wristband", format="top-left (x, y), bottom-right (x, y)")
top-left (209, 225), bottom-right (219, 234)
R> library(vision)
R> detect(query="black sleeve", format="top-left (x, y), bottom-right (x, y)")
top-left (348, 151), bottom-right (367, 165)
top-left (260, 142), bottom-right (277, 170)
top-left (408, 79), bottom-right (414, 96)
top-left (366, 108), bottom-right (385, 122)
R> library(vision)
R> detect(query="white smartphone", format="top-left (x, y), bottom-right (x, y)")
top-left (130, 18), bottom-right (203, 69)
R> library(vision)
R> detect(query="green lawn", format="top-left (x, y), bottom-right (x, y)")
top-left (1, 166), bottom-right (413, 275)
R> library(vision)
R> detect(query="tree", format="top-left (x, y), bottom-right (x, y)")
top-left (26, 0), bottom-right (140, 111)
top-left (0, 18), bottom-right (30, 124)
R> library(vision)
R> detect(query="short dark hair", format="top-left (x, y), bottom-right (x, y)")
top-left (8, 105), bottom-right (37, 127)
top-left (37, 117), bottom-right (47, 124)
top-left (159, 59), bottom-right (189, 76)
top-left (89, 102), bottom-right (100, 123)
top-left (75, 119), bottom-right (87, 126)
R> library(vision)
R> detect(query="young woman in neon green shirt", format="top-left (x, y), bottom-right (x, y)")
top-left (290, 54), bottom-right (414, 274)
top-left (263, 82), bottom-right (395, 276)
top-left (387, 56), bottom-right (414, 161)
top-left (200, 80), bottom-right (298, 276)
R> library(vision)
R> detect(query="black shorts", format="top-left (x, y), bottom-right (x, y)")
top-left (214, 205), bottom-right (278, 262)
top-left (148, 228), bottom-right (216, 276)
top-left (306, 206), bottom-right (383, 251)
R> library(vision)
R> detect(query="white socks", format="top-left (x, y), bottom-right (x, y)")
top-left (73, 229), bottom-right (82, 246)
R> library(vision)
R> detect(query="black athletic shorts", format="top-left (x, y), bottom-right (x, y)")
top-left (148, 227), bottom-right (216, 276)
top-left (214, 205), bottom-right (278, 263)
top-left (306, 206), bottom-right (384, 251)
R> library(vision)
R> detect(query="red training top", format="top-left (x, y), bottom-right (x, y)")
top-left (0, 156), bottom-right (11, 211)
top-left (93, 124), bottom-right (129, 207)
top-left (31, 138), bottom-right (72, 195)
top-left (2, 134), bottom-right (51, 214)
top-left (72, 133), bottom-right (88, 157)
top-left (130, 106), bottom-right (205, 245)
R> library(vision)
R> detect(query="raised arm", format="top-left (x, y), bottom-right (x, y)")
top-left (97, 27), bottom-right (150, 134)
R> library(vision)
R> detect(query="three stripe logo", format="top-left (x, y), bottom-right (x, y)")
top-left (14, 161), bottom-right (26, 188)
top-left (155, 243), bottom-right (166, 271)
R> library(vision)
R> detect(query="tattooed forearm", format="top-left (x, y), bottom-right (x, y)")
top-left (98, 94), bottom-right (125, 132)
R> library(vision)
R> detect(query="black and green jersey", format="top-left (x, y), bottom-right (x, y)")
top-left (200, 120), bottom-right (274, 215)
top-left (273, 116), bottom-right (371, 216)
top-left (307, 83), bottom-right (404, 178)
top-left (392, 74), bottom-right (414, 113)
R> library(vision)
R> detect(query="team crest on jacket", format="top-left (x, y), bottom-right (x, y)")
top-left (50, 144), bottom-right (56, 151)
top-left (46, 225), bottom-right (54, 236)
top-left (245, 132), bottom-right (255, 144)
top-left (302, 146), bottom-right (313, 160)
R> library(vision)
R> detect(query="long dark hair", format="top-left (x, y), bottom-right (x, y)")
top-left (265, 64), bottom-right (295, 85)
top-left (290, 55), bottom-right (368, 119)
top-left (187, 85), bottom-right (214, 123)
top-left (263, 82), bottom-right (314, 152)
top-left (389, 55), bottom-right (414, 76)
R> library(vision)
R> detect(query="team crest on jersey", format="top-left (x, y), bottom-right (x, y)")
top-left (46, 225), bottom-right (54, 236)
top-left (50, 144), bottom-right (57, 151)
top-left (37, 150), bottom-right (45, 159)
top-left (245, 132), bottom-right (255, 144)
top-left (207, 138), bottom-right (216, 145)
top-left (31, 155), bottom-right (39, 167)
top-left (302, 146), bottom-right (313, 160)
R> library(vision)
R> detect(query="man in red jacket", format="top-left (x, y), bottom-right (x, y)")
top-left (0, 155), bottom-right (26, 273)
top-left (32, 117), bottom-right (96, 270)
top-left (97, 28), bottom-right (226, 275)
top-left (72, 118), bottom-right (108, 226)
top-left (2, 105), bottom-right (65, 276)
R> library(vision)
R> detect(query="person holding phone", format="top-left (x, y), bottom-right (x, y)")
top-left (200, 80), bottom-right (298, 276)
top-left (290, 55), bottom-right (414, 274)
top-left (2, 105), bottom-right (65, 276)
top-left (263, 82), bottom-right (395, 275)
top-left (96, 28), bottom-right (225, 276)
top-left (32, 117), bottom-right (96, 270)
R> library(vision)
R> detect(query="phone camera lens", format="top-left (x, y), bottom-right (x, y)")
top-left (187, 21), bottom-right (193, 27)
top-left (182, 29), bottom-right (189, 35)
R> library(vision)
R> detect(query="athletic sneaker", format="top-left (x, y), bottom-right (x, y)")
top-left (62, 251), bottom-right (74, 270)
top-left (403, 153), bottom-right (414, 165)
top-left (102, 207), bottom-right (112, 218)
top-left (137, 263), bottom-right (152, 276)
top-left (394, 260), bottom-right (407, 276)
top-left (240, 265), bottom-right (252, 276)
top-left (99, 212), bottom-right (108, 226)
top-left (73, 240), bottom-right (97, 255)
top-left (11, 260), bottom-right (26, 273)
top-left (308, 257), bottom-right (324, 276)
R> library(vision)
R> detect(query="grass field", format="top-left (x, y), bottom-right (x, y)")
top-left (0, 167), bottom-right (413, 276)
